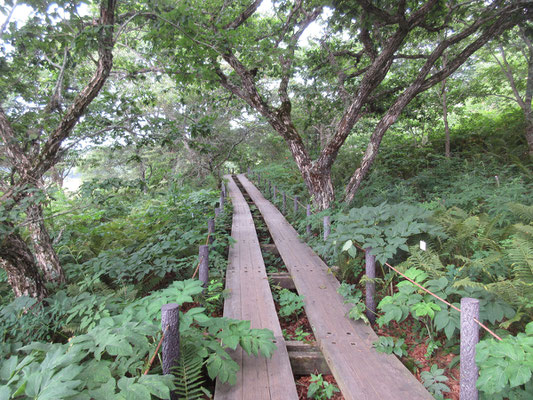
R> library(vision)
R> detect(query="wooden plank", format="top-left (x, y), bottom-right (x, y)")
top-left (214, 175), bottom-right (298, 400)
top-left (238, 174), bottom-right (433, 400)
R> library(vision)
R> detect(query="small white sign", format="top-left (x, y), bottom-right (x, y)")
top-left (420, 241), bottom-right (427, 251)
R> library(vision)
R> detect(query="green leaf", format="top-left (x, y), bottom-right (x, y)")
top-left (0, 357), bottom-right (17, 381)
top-left (0, 386), bottom-right (11, 400)
top-left (137, 375), bottom-right (173, 399)
top-left (508, 365), bottom-right (532, 388)
top-left (341, 240), bottom-right (353, 252)
top-left (88, 379), bottom-right (117, 400)
top-left (117, 378), bottom-right (152, 400)
top-left (525, 322), bottom-right (533, 336)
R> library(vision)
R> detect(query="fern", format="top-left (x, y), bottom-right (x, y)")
top-left (433, 208), bottom-right (502, 259)
top-left (508, 237), bottom-right (533, 282)
top-left (173, 341), bottom-right (207, 400)
top-left (507, 203), bottom-right (533, 224)
top-left (484, 280), bottom-right (533, 311)
top-left (399, 247), bottom-right (446, 279)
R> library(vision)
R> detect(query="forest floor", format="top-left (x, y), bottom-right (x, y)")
top-left (378, 319), bottom-right (460, 400)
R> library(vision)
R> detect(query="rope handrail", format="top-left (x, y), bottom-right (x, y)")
top-left (256, 173), bottom-right (309, 208)
top-left (249, 171), bottom-right (504, 342)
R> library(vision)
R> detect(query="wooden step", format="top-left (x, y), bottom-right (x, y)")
top-left (268, 272), bottom-right (296, 290)
top-left (286, 341), bottom-right (331, 375)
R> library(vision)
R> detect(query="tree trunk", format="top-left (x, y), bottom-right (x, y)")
top-left (26, 202), bottom-right (65, 284)
top-left (525, 113), bottom-right (533, 156)
top-left (344, 86), bottom-right (421, 204)
top-left (0, 232), bottom-right (48, 299)
top-left (441, 79), bottom-right (451, 158)
top-left (302, 166), bottom-right (335, 211)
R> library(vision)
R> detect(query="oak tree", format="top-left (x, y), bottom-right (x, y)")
top-left (0, 0), bottom-right (117, 298)
top-left (145, 0), bottom-right (532, 208)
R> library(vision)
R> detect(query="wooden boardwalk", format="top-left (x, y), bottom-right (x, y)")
top-left (237, 174), bottom-right (433, 400)
top-left (214, 175), bottom-right (298, 400)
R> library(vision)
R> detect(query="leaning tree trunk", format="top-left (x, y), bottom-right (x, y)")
top-left (441, 79), bottom-right (451, 158)
top-left (26, 202), bottom-right (65, 284)
top-left (0, 232), bottom-right (48, 299)
top-left (525, 112), bottom-right (533, 156)
top-left (344, 86), bottom-right (422, 204)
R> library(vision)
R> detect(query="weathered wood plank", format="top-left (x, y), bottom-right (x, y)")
top-left (214, 175), bottom-right (298, 400)
top-left (238, 174), bottom-right (433, 400)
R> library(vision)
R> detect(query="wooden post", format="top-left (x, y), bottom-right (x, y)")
top-left (460, 298), bottom-right (480, 400)
top-left (199, 245), bottom-right (209, 289)
top-left (219, 193), bottom-right (225, 210)
top-left (258, 173), bottom-right (261, 186)
top-left (221, 182), bottom-right (226, 197)
top-left (207, 218), bottom-right (215, 244)
top-left (306, 204), bottom-right (312, 236)
top-left (161, 303), bottom-right (180, 400)
top-left (365, 247), bottom-right (376, 325)
top-left (214, 207), bottom-right (221, 218)
top-left (267, 181), bottom-right (271, 197)
top-left (273, 186), bottom-right (277, 201)
top-left (282, 192), bottom-right (287, 214)
top-left (247, 166), bottom-right (251, 175)
top-left (323, 215), bottom-right (330, 240)
top-left (294, 195), bottom-right (299, 213)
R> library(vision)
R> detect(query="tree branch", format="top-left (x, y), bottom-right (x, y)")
top-left (33, 0), bottom-right (117, 178)
top-left (223, 0), bottom-right (263, 30)
top-left (321, 39), bottom-right (350, 104)
top-left (0, 0), bottom-right (17, 39)
top-left (356, 0), bottom-right (399, 25)
top-left (46, 46), bottom-right (70, 113)
top-left (420, 2), bottom-right (531, 93)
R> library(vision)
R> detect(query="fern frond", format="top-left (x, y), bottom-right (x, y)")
top-left (507, 203), bottom-right (533, 224)
top-left (452, 277), bottom-right (486, 290)
top-left (512, 224), bottom-right (533, 237)
top-left (456, 252), bottom-right (504, 281)
top-left (140, 275), bottom-right (165, 295)
top-left (400, 247), bottom-right (445, 278)
top-left (484, 280), bottom-right (533, 311)
top-left (173, 342), bottom-right (207, 400)
top-left (507, 237), bottom-right (533, 283)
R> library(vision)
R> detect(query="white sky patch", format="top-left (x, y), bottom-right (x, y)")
top-left (64, 172), bottom-right (82, 192)
top-left (299, 7), bottom-right (333, 47)
top-left (257, 1), bottom-right (332, 48)
top-left (9, 3), bottom-right (34, 24)
top-left (5, 1), bottom-right (90, 28)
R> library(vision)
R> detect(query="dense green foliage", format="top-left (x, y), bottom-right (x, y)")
top-left (1, 1), bottom-right (533, 399)
top-left (0, 180), bottom-right (279, 399)
top-left (252, 106), bottom-right (532, 398)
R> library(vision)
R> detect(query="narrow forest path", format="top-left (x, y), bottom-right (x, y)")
top-left (214, 175), bottom-right (298, 400)
top-left (235, 174), bottom-right (433, 400)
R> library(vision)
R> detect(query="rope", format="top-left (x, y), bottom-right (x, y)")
top-left (250, 171), bottom-right (504, 342)
top-left (353, 244), bottom-right (503, 341)
top-left (143, 325), bottom-right (168, 375)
